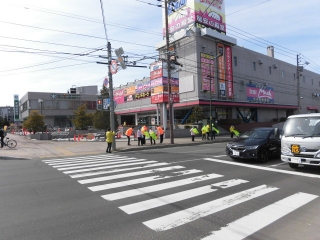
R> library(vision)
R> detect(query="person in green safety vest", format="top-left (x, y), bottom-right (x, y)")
top-left (201, 125), bottom-right (207, 141)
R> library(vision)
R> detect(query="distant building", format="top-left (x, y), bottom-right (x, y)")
top-left (19, 86), bottom-right (99, 128)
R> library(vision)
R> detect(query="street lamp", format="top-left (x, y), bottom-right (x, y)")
top-left (38, 99), bottom-right (43, 115)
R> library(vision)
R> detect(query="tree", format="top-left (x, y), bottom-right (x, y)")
top-left (72, 104), bottom-right (93, 130)
top-left (22, 111), bottom-right (45, 133)
top-left (187, 106), bottom-right (204, 124)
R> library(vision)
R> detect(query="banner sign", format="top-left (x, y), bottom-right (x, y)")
top-left (225, 45), bottom-right (234, 98)
top-left (246, 84), bottom-right (275, 103)
top-left (200, 52), bottom-right (215, 93)
top-left (217, 43), bottom-right (226, 97)
top-left (163, 0), bottom-right (226, 37)
top-left (14, 94), bottom-right (19, 121)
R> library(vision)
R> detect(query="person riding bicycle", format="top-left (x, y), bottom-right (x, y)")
top-left (0, 127), bottom-right (5, 148)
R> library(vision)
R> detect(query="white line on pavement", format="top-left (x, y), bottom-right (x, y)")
top-left (202, 192), bottom-right (318, 240)
top-left (204, 158), bottom-right (320, 179)
top-left (143, 185), bottom-right (278, 231)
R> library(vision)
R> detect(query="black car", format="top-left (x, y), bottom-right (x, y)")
top-left (226, 127), bottom-right (281, 162)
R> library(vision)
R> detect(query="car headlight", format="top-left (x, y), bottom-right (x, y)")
top-left (246, 145), bottom-right (259, 150)
top-left (314, 151), bottom-right (320, 158)
top-left (281, 146), bottom-right (293, 156)
top-left (226, 143), bottom-right (232, 148)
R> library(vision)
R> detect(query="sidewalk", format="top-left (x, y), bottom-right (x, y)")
top-left (0, 133), bottom-right (231, 160)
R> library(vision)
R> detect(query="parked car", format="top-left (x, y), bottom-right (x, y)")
top-left (225, 127), bottom-right (281, 162)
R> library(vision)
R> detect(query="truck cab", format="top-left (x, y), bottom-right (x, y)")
top-left (281, 113), bottom-right (320, 168)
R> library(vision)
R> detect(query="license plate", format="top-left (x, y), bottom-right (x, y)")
top-left (291, 157), bottom-right (301, 163)
top-left (291, 144), bottom-right (300, 154)
top-left (232, 150), bottom-right (239, 156)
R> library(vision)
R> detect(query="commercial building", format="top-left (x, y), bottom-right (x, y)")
top-left (19, 86), bottom-right (99, 128)
top-left (113, 1), bottom-right (320, 129)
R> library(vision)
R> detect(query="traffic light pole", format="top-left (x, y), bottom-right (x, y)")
top-left (165, 0), bottom-right (174, 144)
top-left (108, 42), bottom-right (116, 150)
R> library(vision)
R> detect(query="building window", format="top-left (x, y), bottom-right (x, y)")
top-left (234, 56), bottom-right (237, 66)
top-left (253, 62), bottom-right (256, 71)
top-left (293, 73), bottom-right (296, 80)
top-left (303, 76), bottom-right (305, 83)
top-left (269, 66), bottom-right (271, 74)
top-left (312, 79), bottom-right (314, 85)
top-left (281, 70), bottom-right (285, 78)
top-left (319, 81), bottom-right (320, 87)
top-left (239, 80), bottom-right (244, 91)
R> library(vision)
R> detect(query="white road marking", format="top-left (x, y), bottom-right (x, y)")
top-left (119, 179), bottom-right (248, 214)
top-left (69, 162), bottom-right (169, 178)
top-left (78, 166), bottom-right (185, 184)
top-left (143, 185), bottom-right (278, 231)
top-left (89, 169), bottom-right (203, 192)
top-left (202, 192), bottom-right (318, 240)
top-left (43, 154), bottom-right (119, 163)
top-left (51, 157), bottom-right (136, 168)
top-left (204, 158), bottom-right (320, 179)
top-left (62, 160), bottom-right (158, 174)
top-left (56, 159), bottom-right (147, 171)
top-left (47, 156), bottom-right (127, 165)
top-left (102, 173), bottom-right (223, 201)
top-left (269, 162), bottom-right (287, 167)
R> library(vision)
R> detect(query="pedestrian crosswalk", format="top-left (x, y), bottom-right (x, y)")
top-left (42, 154), bottom-right (318, 239)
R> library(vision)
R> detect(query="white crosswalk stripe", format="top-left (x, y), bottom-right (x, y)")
top-left (42, 155), bottom-right (319, 238)
top-left (202, 192), bottom-right (318, 240)
top-left (88, 169), bottom-right (203, 192)
top-left (119, 179), bottom-right (248, 214)
top-left (143, 185), bottom-right (279, 231)
top-left (102, 173), bottom-right (224, 201)
top-left (78, 165), bottom-right (186, 184)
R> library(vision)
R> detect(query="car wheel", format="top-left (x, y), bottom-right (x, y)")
top-left (259, 149), bottom-right (269, 163)
top-left (289, 163), bottom-right (299, 169)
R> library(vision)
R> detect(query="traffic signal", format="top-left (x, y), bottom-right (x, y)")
top-left (96, 99), bottom-right (102, 110)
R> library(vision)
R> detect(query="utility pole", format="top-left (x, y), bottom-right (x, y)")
top-left (297, 54), bottom-right (301, 114)
top-left (164, 0), bottom-right (174, 144)
top-left (107, 42), bottom-right (116, 150)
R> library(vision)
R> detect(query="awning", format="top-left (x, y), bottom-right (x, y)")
top-left (307, 106), bottom-right (318, 111)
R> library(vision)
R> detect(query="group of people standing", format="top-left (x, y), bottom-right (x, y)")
top-left (105, 125), bottom-right (164, 153)
top-left (190, 123), bottom-right (220, 142)
top-left (126, 125), bottom-right (164, 146)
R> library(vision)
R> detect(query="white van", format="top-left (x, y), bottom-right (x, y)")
top-left (281, 113), bottom-right (320, 168)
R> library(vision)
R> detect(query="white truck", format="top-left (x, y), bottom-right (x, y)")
top-left (281, 113), bottom-right (320, 168)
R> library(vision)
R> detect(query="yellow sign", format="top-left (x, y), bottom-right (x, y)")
top-left (291, 145), bottom-right (300, 154)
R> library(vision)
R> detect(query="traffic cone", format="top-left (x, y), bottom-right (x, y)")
top-left (74, 135), bottom-right (77, 141)
top-left (78, 135), bottom-right (81, 141)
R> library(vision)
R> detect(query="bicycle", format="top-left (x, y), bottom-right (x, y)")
top-left (2, 137), bottom-right (17, 148)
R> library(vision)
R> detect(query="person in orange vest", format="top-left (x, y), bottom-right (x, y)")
top-left (125, 126), bottom-right (134, 145)
top-left (157, 125), bottom-right (164, 143)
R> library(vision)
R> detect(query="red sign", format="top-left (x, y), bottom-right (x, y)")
top-left (110, 60), bottom-right (117, 74)
top-left (151, 94), bottom-right (180, 104)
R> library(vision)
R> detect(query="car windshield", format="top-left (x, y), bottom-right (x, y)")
top-left (240, 129), bottom-right (270, 139)
top-left (283, 117), bottom-right (320, 137)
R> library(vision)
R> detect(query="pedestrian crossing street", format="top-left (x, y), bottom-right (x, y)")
top-left (43, 154), bottom-right (318, 239)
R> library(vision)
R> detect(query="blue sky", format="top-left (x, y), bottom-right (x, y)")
top-left (0, 0), bottom-right (319, 106)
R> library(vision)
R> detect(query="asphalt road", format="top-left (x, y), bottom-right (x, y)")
top-left (1, 143), bottom-right (319, 240)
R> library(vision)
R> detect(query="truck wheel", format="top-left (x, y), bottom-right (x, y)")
top-left (289, 163), bottom-right (299, 169)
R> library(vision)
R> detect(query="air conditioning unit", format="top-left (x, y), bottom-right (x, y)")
top-left (273, 64), bottom-right (278, 69)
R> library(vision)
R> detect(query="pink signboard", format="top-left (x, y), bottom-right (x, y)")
top-left (113, 89), bottom-right (124, 104)
top-left (200, 53), bottom-right (215, 93)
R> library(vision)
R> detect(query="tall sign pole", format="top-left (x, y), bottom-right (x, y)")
top-left (165, 0), bottom-right (174, 144)
top-left (108, 42), bottom-right (116, 150)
